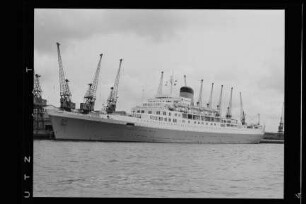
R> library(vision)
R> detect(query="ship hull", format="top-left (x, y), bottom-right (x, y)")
top-left (47, 109), bottom-right (264, 144)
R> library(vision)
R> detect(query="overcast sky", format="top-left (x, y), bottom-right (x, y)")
top-left (34, 9), bottom-right (284, 132)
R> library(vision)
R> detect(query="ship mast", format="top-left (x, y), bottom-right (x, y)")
top-left (207, 83), bottom-right (214, 109)
top-left (240, 92), bottom-right (246, 125)
top-left (257, 113), bottom-right (260, 125)
top-left (184, 75), bottom-right (187, 86)
top-left (169, 71), bottom-right (174, 96)
top-left (216, 85), bottom-right (223, 117)
top-left (196, 79), bottom-right (204, 107)
top-left (278, 102), bottom-right (284, 133)
top-left (141, 87), bottom-right (145, 102)
top-left (156, 71), bottom-right (164, 97)
top-left (226, 87), bottom-right (233, 119)
top-left (167, 71), bottom-right (177, 97)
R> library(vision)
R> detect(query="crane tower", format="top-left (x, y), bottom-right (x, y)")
top-left (33, 73), bottom-right (43, 106)
top-left (56, 42), bottom-right (75, 111)
top-left (105, 59), bottom-right (123, 114)
top-left (80, 54), bottom-right (103, 113)
top-left (278, 102), bottom-right (284, 133)
top-left (33, 73), bottom-right (47, 133)
top-left (33, 73), bottom-right (47, 107)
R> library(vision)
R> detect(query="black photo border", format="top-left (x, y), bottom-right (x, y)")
top-left (18, 0), bottom-right (303, 204)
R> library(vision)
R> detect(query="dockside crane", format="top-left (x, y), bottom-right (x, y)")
top-left (56, 42), bottom-right (75, 111)
top-left (226, 87), bottom-right (233, 119)
top-left (105, 59), bottom-right (123, 114)
top-left (80, 54), bottom-right (103, 113)
top-left (196, 79), bottom-right (204, 107)
top-left (33, 73), bottom-right (43, 106)
top-left (156, 71), bottom-right (164, 97)
top-left (207, 83), bottom-right (214, 109)
top-left (216, 85), bottom-right (223, 117)
top-left (33, 73), bottom-right (47, 132)
top-left (239, 92), bottom-right (246, 125)
top-left (278, 102), bottom-right (284, 133)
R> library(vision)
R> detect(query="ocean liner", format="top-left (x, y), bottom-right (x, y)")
top-left (47, 88), bottom-right (264, 144)
top-left (46, 43), bottom-right (264, 144)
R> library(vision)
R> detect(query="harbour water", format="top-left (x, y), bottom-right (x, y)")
top-left (33, 140), bottom-right (283, 198)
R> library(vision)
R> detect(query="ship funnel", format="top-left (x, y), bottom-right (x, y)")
top-left (180, 86), bottom-right (194, 104)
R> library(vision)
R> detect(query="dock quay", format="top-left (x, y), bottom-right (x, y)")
top-left (260, 132), bottom-right (284, 143)
top-left (260, 139), bottom-right (284, 144)
top-left (33, 107), bottom-right (55, 140)
top-left (33, 129), bottom-right (54, 140)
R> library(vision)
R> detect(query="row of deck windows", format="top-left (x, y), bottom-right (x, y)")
top-left (183, 113), bottom-right (237, 124)
top-left (143, 101), bottom-right (180, 106)
top-left (182, 113), bottom-right (221, 122)
top-left (135, 109), bottom-right (236, 125)
top-left (150, 115), bottom-right (177, 123)
top-left (144, 103), bottom-right (162, 106)
top-left (137, 110), bottom-right (180, 117)
top-left (136, 114), bottom-right (241, 128)
top-left (148, 116), bottom-right (222, 126)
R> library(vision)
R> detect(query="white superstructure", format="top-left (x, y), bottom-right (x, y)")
top-left (125, 94), bottom-right (263, 135)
